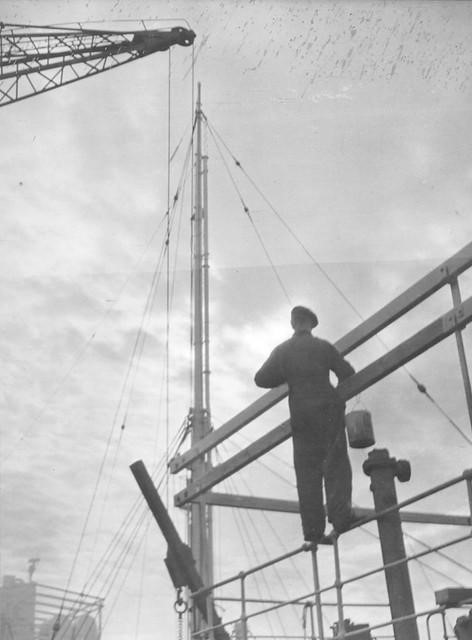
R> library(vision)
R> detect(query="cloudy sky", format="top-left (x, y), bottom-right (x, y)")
top-left (1, 1), bottom-right (472, 638)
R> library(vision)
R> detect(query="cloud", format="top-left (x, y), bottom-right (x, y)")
top-left (1, 3), bottom-right (472, 639)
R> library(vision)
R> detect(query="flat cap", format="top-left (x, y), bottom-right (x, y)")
top-left (291, 305), bottom-right (318, 328)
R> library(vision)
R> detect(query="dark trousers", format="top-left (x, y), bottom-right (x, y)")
top-left (290, 400), bottom-right (352, 540)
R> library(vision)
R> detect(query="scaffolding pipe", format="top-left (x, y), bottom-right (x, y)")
top-left (309, 603), bottom-right (316, 640)
top-left (466, 474), bottom-right (472, 522)
top-left (310, 547), bottom-right (325, 640)
top-left (450, 277), bottom-right (472, 431)
top-left (426, 609), bottom-right (448, 640)
top-left (192, 467), bottom-right (472, 603)
top-left (239, 572), bottom-right (248, 640)
top-left (332, 536), bottom-right (345, 639)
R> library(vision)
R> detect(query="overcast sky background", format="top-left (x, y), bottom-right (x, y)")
top-left (1, 1), bottom-right (472, 638)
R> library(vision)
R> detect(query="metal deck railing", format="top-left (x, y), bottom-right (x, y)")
top-left (0, 579), bottom-right (103, 640)
top-left (149, 242), bottom-right (472, 640)
top-left (34, 583), bottom-right (103, 640)
top-left (189, 470), bottom-right (472, 639)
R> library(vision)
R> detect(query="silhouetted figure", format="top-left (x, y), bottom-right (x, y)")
top-left (255, 306), bottom-right (355, 543)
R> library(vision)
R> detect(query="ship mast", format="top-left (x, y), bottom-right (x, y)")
top-left (189, 82), bottom-right (214, 633)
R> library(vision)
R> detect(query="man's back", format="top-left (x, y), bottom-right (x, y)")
top-left (255, 330), bottom-right (354, 405)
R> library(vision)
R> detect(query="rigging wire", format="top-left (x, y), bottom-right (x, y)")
top-left (217, 444), bottom-right (310, 634)
top-left (218, 441), bottom-right (311, 596)
top-left (166, 47), bottom-right (172, 509)
top-left (188, 43), bottom-right (196, 418)
top-left (102, 514), bottom-right (150, 630)
top-left (64, 428), bottom-right (188, 640)
top-left (206, 118), bottom-right (349, 314)
top-left (233, 428), bottom-right (296, 476)
top-left (222, 432), bottom-right (295, 489)
top-left (204, 117), bottom-right (472, 448)
top-left (403, 536), bottom-right (457, 637)
top-left (217, 470), bottom-right (281, 637)
top-left (100, 459), bottom-right (186, 631)
top-left (204, 115), bottom-right (291, 306)
top-left (221, 435), bottom-right (471, 608)
top-left (358, 522), bottom-right (466, 588)
top-left (403, 529), bottom-right (472, 579)
top-left (84, 130), bottom-right (195, 575)
top-left (69, 207), bottom-right (172, 597)
top-left (120, 131), bottom-right (194, 426)
top-left (1, 206), bottom-right (172, 466)
top-left (82, 428), bottom-right (186, 601)
top-left (57, 153), bottom-right (192, 617)
top-left (216, 433), bottom-right (469, 619)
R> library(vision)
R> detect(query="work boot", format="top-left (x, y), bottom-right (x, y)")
top-left (304, 530), bottom-right (333, 546)
top-left (317, 533), bottom-right (334, 546)
top-left (333, 510), bottom-right (357, 535)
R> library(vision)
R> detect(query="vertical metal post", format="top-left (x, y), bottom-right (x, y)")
top-left (98, 601), bottom-right (103, 640)
top-left (450, 277), bottom-right (472, 431)
top-left (464, 471), bottom-right (472, 522)
top-left (309, 603), bottom-right (316, 640)
top-left (239, 572), bottom-right (248, 640)
top-left (202, 153), bottom-right (211, 417)
top-left (189, 82), bottom-right (214, 638)
top-left (363, 449), bottom-right (420, 640)
top-left (310, 547), bottom-right (325, 640)
top-left (332, 536), bottom-right (345, 639)
top-left (440, 610), bottom-right (449, 640)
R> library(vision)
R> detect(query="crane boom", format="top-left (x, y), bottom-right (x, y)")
top-left (0, 22), bottom-right (195, 107)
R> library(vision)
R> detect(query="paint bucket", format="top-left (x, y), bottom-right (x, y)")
top-left (345, 410), bottom-right (375, 448)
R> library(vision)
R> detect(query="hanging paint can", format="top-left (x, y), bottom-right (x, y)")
top-left (345, 410), bottom-right (375, 448)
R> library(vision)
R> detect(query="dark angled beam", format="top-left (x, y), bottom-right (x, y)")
top-left (174, 297), bottom-right (472, 506)
top-left (130, 460), bottom-right (230, 640)
top-left (170, 243), bottom-right (472, 474)
top-left (200, 492), bottom-right (471, 526)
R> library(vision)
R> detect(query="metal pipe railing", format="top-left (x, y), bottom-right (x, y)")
top-left (450, 276), bottom-right (472, 432)
top-left (332, 536), bottom-right (345, 638)
top-left (341, 531), bottom-right (472, 589)
top-left (191, 530), bottom-right (472, 638)
top-left (191, 542), bottom-right (309, 599)
top-left (190, 471), bottom-right (472, 639)
top-left (426, 608), bottom-right (448, 640)
top-left (214, 596), bottom-right (389, 608)
top-left (239, 572), bottom-right (248, 640)
top-left (310, 546), bottom-right (325, 640)
top-left (349, 469), bottom-right (472, 532)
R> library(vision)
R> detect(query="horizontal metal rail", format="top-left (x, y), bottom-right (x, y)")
top-left (189, 472), bottom-right (472, 638)
top-left (191, 537), bottom-right (471, 638)
top-left (191, 604), bottom-right (447, 639)
top-left (35, 582), bottom-right (103, 601)
top-left (348, 469), bottom-right (472, 531)
top-left (192, 543), bottom-right (310, 599)
top-left (214, 596), bottom-right (389, 608)
top-left (201, 491), bottom-right (471, 526)
top-left (191, 533), bottom-right (472, 636)
top-left (171, 241), bottom-right (472, 473)
top-left (192, 470), bottom-right (471, 599)
top-left (340, 532), bottom-right (472, 589)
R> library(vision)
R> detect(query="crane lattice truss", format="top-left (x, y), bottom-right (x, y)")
top-left (0, 22), bottom-right (195, 107)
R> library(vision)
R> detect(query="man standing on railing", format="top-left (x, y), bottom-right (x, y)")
top-left (254, 306), bottom-right (355, 543)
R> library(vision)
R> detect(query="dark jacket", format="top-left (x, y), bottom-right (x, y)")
top-left (255, 330), bottom-right (355, 407)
